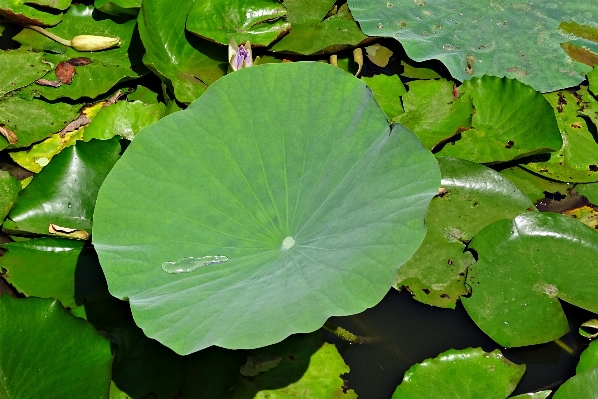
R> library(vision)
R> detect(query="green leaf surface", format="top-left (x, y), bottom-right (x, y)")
top-left (6, 137), bottom-right (121, 236)
top-left (391, 347), bottom-right (525, 399)
top-left (0, 0), bottom-right (67, 25)
top-left (437, 76), bottom-right (562, 163)
top-left (463, 212), bottom-right (598, 347)
top-left (0, 171), bottom-right (20, 222)
top-left (270, 2), bottom-right (366, 55)
top-left (576, 183), bottom-right (598, 204)
top-left (520, 90), bottom-right (598, 183)
top-left (347, 0), bottom-right (594, 92)
top-left (589, 67), bottom-right (598, 96)
top-left (395, 79), bottom-right (473, 150)
top-left (510, 391), bottom-right (551, 399)
top-left (186, 0), bottom-right (289, 46)
top-left (229, 332), bottom-right (356, 398)
top-left (0, 95), bottom-right (81, 149)
top-left (577, 340), bottom-right (598, 374)
top-left (361, 74), bottom-right (405, 120)
top-left (127, 85), bottom-right (159, 103)
top-left (17, 5), bottom-right (145, 101)
top-left (93, 62), bottom-right (440, 354)
top-left (499, 166), bottom-right (572, 203)
top-left (394, 157), bottom-right (533, 308)
top-left (83, 100), bottom-right (165, 141)
top-left (400, 58), bottom-right (443, 80)
top-left (0, 49), bottom-right (52, 96)
top-left (95, 0), bottom-right (140, 16)
top-left (0, 296), bottom-right (113, 399)
top-left (552, 367), bottom-right (598, 399)
top-left (138, 0), bottom-right (228, 104)
top-left (0, 238), bottom-right (108, 309)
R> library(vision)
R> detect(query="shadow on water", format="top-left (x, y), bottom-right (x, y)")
top-left (327, 289), bottom-right (595, 399)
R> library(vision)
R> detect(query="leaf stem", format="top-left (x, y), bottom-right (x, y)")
top-left (323, 321), bottom-right (372, 344)
top-left (26, 25), bottom-right (72, 47)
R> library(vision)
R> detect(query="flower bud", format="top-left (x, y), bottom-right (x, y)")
top-left (71, 35), bottom-right (120, 52)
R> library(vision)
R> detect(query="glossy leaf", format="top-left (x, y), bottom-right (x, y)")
top-left (347, 0), bottom-right (594, 92)
top-left (0, 171), bottom-right (20, 222)
top-left (510, 392), bottom-right (551, 399)
top-left (94, 0), bottom-right (140, 16)
top-left (0, 0), bottom-right (68, 25)
top-left (0, 238), bottom-right (108, 309)
top-left (93, 62), bottom-right (440, 354)
top-left (463, 212), bottom-right (598, 347)
top-left (270, 2), bottom-right (366, 55)
top-left (5, 138), bottom-right (121, 236)
top-left (0, 49), bottom-right (51, 97)
top-left (520, 90), bottom-right (598, 183)
top-left (391, 347), bottom-right (525, 399)
top-left (17, 5), bottom-right (145, 101)
top-left (589, 67), bottom-right (598, 96)
top-left (500, 166), bottom-right (572, 203)
top-left (0, 295), bottom-right (113, 399)
top-left (83, 100), bottom-right (165, 141)
top-left (577, 340), bottom-right (598, 374)
top-left (576, 183), bottom-right (598, 205)
top-left (0, 95), bottom-right (81, 149)
top-left (395, 79), bottom-right (473, 150)
top-left (552, 367), bottom-right (598, 399)
top-left (186, 0), bottom-right (289, 46)
top-left (400, 58), bottom-right (444, 80)
top-left (361, 74), bottom-right (406, 120)
top-left (138, 0), bottom-right (228, 104)
top-left (394, 157), bottom-right (534, 308)
top-left (438, 76), bottom-right (562, 163)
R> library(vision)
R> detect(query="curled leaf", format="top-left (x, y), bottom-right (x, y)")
top-left (60, 114), bottom-right (91, 137)
top-left (0, 126), bottom-right (18, 145)
top-left (49, 224), bottom-right (90, 240)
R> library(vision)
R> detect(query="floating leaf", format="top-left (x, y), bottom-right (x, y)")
top-left (0, 296), bottom-right (113, 398)
top-left (576, 183), bottom-right (598, 204)
top-left (186, 0), bottom-right (290, 46)
top-left (400, 58), bottom-right (444, 80)
top-left (577, 340), bottom-right (598, 374)
top-left (510, 391), bottom-right (551, 399)
top-left (365, 43), bottom-right (393, 67)
top-left (391, 347), bottom-right (525, 399)
top-left (94, 0), bottom-right (140, 16)
top-left (93, 62), bottom-right (440, 354)
top-left (394, 157), bottom-right (533, 308)
top-left (589, 67), bottom-right (598, 96)
top-left (579, 319), bottom-right (598, 340)
top-left (463, 212), bottom-right (598, 347)
top-left (361, 74), bottom-right (406, 120)
top-left (0, 0), bottom-right (69, 26)
top-left (499, 166), bottom-right (572, 203)
top-left (552, 367), bottom-right (598, 399)
top-left (0, 49), bottom-right (52, 96)
top-left (347, 0), bottom-right (594, 92)
top-left (0, 171), bottom-right (20, 222)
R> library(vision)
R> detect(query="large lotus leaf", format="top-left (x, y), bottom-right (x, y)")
top-left (17, 4), bottom-right (145, 101)
top-left (576, 183), bottom-right (598, 204)
top-left (138, 0), bottom-right (228, 104)
top-left (0, 238), bottom-right (108, 310)
top-left (394, 157), bottom-right (533, 308)
top-left (347, 0), bottom-right (593, 92)
top-left (0, 171), bottom-right (20, 222)
top-left (229, 331), bottom-right (356, 398)
top-left (0, 296), bottom-right (113, 399)
top-left (577, 340), bottom-right (598, 374)
top-left (462, 212), bottom-right (598, 347)
top-left (92, 62), bottom-right (440, 354)
top-left (0, 0), bottom-right (68, 25)
top-left (186, 0), bottom-right (289, 47)
top-left (5, 137), bottom-right (121, 236)
top-left (0, 49), bottom-right (52, 97)
top-left (83, 100), bottom-right (166, 141)
top-left (0, 95), bottom-right (81, 149)
top-left (270, 2), bottom-right (366, 55)
top-left (437, 76), bottom-right (562, 163)
top-left (391, 347), bottom-right (525, 399)
top-left (361, 74), bottom-right (406, 120)
top-left (394, 79), bottom-right (473, 150)
top-left (95, 0), bottom-right (140, 16)
top-left (552, 367), bottom-right (598, 399)
top-left (520, 90), bottom-right (598, 183)
top-left (500, 166), bottom-right (572, 203)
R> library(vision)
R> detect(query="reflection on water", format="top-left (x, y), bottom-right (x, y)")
top-left (327, 289), bottom-right (595, 398)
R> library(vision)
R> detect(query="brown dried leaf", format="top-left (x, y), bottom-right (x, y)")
top-left (0, 125), bottom-right (18, 144)
top-left (60, 114), bottom-right (91, 137)
top-left (104, 89), bottom-right (122, 106)
top-left (67, 57), bottom-right (92, 66)
top-left (55, 61), bottom-right (76, 85)
top-left (35, 78), bottom-right (62, 88)
top-left (49, 224), bottom-right (90, 240)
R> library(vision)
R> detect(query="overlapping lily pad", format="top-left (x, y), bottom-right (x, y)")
top-left (577, 340), bottom-right (598, 374)
top-left (552, 367), bottom-right (598, 399)
top-left (94, 0), bottom-right (140, 16)
top-left (463, 212), bottom-right (598, 347)
top-left (391, 347), bottom-right (525, 399)
top-left (500, 166), bottom-right (572, 203)
top-left (576, 183), bottom-right (598, 204)
top-left (394, 157), bottom-right (534, 308)
top-left (361, 74), bottom-right (405, 120)
top-left (93, 62), bottom-right (440, 354)
top-left (0, 0), bottom-right (69, 26)
top-left (0, 171), bottom-right (20, 222)
top-left (437, 76), bottom-right (562, 163)
top-left (347, 0), bottom-right (595, 92)
top-left (0, 49), bottom-right (52, 96)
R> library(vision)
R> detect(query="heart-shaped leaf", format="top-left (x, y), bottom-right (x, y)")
top-left (93, 62), bottom-right (440, 354)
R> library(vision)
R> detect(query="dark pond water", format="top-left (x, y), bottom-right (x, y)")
top-left (327, 289), bottom-right (595, 399)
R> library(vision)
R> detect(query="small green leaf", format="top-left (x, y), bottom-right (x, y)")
top-left (391, 347), bottom-right (525, 399)
top-left (576, 183), bottom-right (598, 204)
top-left (400, 58), bottom-right (444, 80)
top-left (589, 66), bottom-right (598, 96)
top-left (552, 367), bottom-right (598, 399)
top-left (361, 74), bottom-right (406, 120)
top-left (0, 49), bottom-right (52, 97)
top-left (94, 0), bottom-right (140, 16)
top-left (577, 340), bottom-right (598, 374)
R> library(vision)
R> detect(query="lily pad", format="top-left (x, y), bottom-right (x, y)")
top-left (394, 78), bottom-right (473, 150)
top-left (520, 90), bottom-right (598, 183)
top-left (437, 76), bottom-right (562, 163)
top-left (186, 0), bottom-right (289, 47)
top-left (391, 347), bottom-right (525, 399)
top-left (552, 367), bottom-right (598, 399)
top-left (5, 137), bottom-right (121, 236)
top-left (347, 0), bottom-right (594, 92)
top-left (361, 74), bottom-right (406, 120)
top-left (577, 340), bottom-right (598, 374)
top-left (510, 392), bottom-right (551, 399)
top-left (138, 0), bottom-right (228, 104)
top-left (462, 212), bottom-right (598, 347)
top-left (0, 171), bottom-right (20, 222)
top-left (0, 295), bottom-right (113, 399)
top-left (93, 62), bottom-right (440, 354)
top-left (94, 0), bottom-right (140, 16)
top-left (576, 183), bottom-right (598, 204)
top-left (500, 166), bottom-right (572, 203)
top-left (0, 0), bottom-right (68, 26)
top-left (589, 66), bottom-right (598, 96)
top-left (0, 49), bottom-right (52, 96)
top-left (394, 157), bottom-right (534, 308)
top-left (270, 1), bottom-right (366, 55)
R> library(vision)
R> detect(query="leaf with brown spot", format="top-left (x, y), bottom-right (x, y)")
top-left (67, 57), bottom-right (92, 66)
top-left (0, 125), bottom-right (18, 145)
